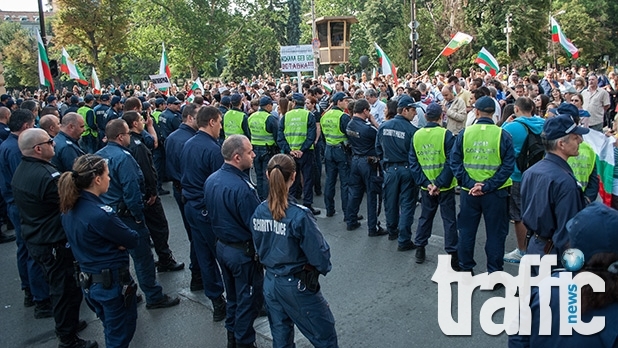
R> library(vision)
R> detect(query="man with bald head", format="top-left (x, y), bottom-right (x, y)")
top-left (12, 128), bottom-right (96, 348)
top-left (0, 106), bottom-right (10, 141)
top-left (51, 113), bottom-right (86, 173)
top-left (40, 115), bottom-right (61, 137)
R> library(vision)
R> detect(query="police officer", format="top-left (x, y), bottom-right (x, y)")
top-left (247, 96), bottom-right (279, 200)
top-left (96, 119), bottom-right (180, 309)
top-left (63, 95), bottom-right (80, 117)
top-left (346, 99), bottom-right (386, 236)
top-left (77, 94), bottom-right (98, 154)
top-left (251, 154), bottom-right (338, 348)
top-left (0, 106), bottom-right (11, 140)
top-left (376, 95), bottom-right (420, 246)
top-left (180, 106), bottom-right (227, 321)
top-left (165, 103), bottom-right (203, 290)
top-left (93, 94), bottom-right (110, 150)
top-left (277, 93), bottom-right (320, 215)
top-left (59, 154), bottom-right (138, 348)
top-left (159, 96), bottom-right (182, 140)
top-left (451, 96), bottom-right (515, 274)
top-left (52, 113), bottom-right (86, 173)
top-left (321, 92), bottom-right (352, 218)
top-left (0, 109), bottom-right (51, 315)
top-left (204, 135), bottom-right (263, 348)
top-left (105, 96), bottom-right (123, 122)
top-left (151, 98), bottom-right (166, 125)
top-left (0, 106), bottom-right (12, 243)
top-left (12, 129), bottom-right (97, 348)
top-left (122, 111), bottom-right (184, 273)
top-left (223, 93), bottom-right (251, 139)
top-left (557, 103), bottom-right (599, 204)
top-left (410, 103), bottom-right (459, 267)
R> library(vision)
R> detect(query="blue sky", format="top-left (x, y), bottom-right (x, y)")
top-left (1, 1), bottom-right (40, 12)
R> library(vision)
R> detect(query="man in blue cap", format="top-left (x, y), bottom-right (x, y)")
top-left (247, 96), bottom-right (278, 200)
top-left (521, 113), bottom-right (589, 259)
top-left (105, 96), bottom-right (123, 122)
top-left (376, 95), bottom-right (420, 244)
top-left (159, 96), bottom-right (182, 140)
top-left (77, 94), bottom-right (98, 153)
top-left (277, 92), bottom-right (320, 214)
top-left (223, 94), bottom-right (250, 139)
top-left (93, 94), bottom-right (111, 150)
top-left (451, 96), bottom-right (515, 275)
top-left (322, 92), bottom-right (352, 218)
top-left (410, 102), bottom-right (459, 266)
top-left (62, 95), bottom-right (80, 117)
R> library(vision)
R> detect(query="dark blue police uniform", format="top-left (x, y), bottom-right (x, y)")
top-left (96, 142), bottom-right (166, 305)
top-left (51, 131), bottom-right (86, 173)
top-left (322, 107), bottom-right (351, 219)
top-left (376, 114), bottom-right (419, 244)
top-left (251, 199), bottom-right (338, 348)
top-left (62, 191), bottom-right (139, 348)
top-left (93, 103), bottom-right (109, 150)
top-left (180, 130), bottom-right (225, 301)
top-left (204, 163), bottom-right (263, 346)
top-left (0, 122), bottom-right (10, 140)
top-left (346, 116), bottom-right (381, 234)
top-left (0, 133), bottom-right (49, 303)
top-left (451, 117), bottom-right (515, 273)
top-left (251, 109), bottom-right (279, 201)
top-left (410, 122), bottom-right (458, 254)
top-left (520, 153), bottom-right (586, 258)
top-left (165, 124), bottom-right (199, 275)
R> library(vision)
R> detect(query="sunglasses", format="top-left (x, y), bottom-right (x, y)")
top-left (571, 99), bottom-right (581, 103)
top-left (32, 138), bottom-right (54, 149)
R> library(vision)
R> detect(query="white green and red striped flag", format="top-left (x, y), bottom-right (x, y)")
top-left (191, 77), bottom-right (204, 92)
top-left (321, 81), bottom-right (332, 94)
top-left (374, 42), bottom-right (398, 86)
top-left (475, 47), bottom-right (500, 76)
top-left (60, 48), bottom-right (88, 85)
top-left (91, 67), bottom-right (101, 94)
top-left (159, 43), bottom-right (171, 78)
top-left (441, 32), bottom-right (473, 56)
top-left (582, 130), bottom-right (615, 206)
top-left (36, 30), bottom-right (54, 91)
top-left (551, 17), bottom-right (579, 59)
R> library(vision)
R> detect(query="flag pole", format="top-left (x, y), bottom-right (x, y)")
top-left (425, 48), bottom-right (445, 73)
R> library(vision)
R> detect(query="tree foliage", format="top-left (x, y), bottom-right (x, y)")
top-left (52, 0), bottom-right (130, 81)
top-left (0, 22), bottom-right (39, 87)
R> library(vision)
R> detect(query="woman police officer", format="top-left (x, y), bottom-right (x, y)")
top-left (250, 154), bottom-right (338, 348)
top-left (58, 155), bottom-right (139, 348)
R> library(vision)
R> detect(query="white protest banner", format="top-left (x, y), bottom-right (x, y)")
top-left (280, 45), bottom-right (315, 72)
top-left (149, 73), bottom-right (171, 89)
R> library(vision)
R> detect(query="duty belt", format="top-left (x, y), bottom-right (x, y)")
top-left (533, 233), bottom-right (550, 243)
top-left (89, 267), bottom-right (131, 284)
top-left (218, 239), bottom-right (250, 250)
top-left (383, 161), bottom-right (408, 168)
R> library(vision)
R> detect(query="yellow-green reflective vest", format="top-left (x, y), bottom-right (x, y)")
top-left (77, 106), bottom-right (97, 138)
top-left (284, 109), bottom-right (312, 151)
top-left (152, 110), bottom-right (162, 124)
top-left (462, 123), bottom-right (512, 190)
top-left (224, 109), bottom-right (245, 138)
top-left (567, 141), bottom-right (596, 190)
top-left (321, 109), bottom-right (347, 146)
top-left (413, 127), bottom-right (457, 191)
top-left (248, 111), bottom-right (275, 146)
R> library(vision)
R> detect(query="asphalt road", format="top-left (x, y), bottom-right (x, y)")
top-left (0, 179), bottom-right (518, 347)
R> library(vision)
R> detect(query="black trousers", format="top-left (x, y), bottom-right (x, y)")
top-left (144, 196), bottom-right (173, 262)
top-left (27, 242), bottom-right (82, 339)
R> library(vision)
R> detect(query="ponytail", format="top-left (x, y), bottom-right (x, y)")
top-left (58, 154), bottom-right (107, 213)
top-left (266, 154), bottom-right (296, 220)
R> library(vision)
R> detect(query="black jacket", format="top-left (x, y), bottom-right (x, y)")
top-left (127, 131), bottom-right (158, 199)
top-left (11, 156), bottom-right (65, 245)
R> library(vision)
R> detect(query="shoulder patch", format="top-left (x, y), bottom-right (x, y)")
top-left (122, 150), bottom-right (131, 156)
top-left (134, 139), bottom-right (142, 145)
top-left (99, 205), bottom-right (114, 214)
top-left (66, 140), bottom-right (73, 145)
top-left (292, 203), bottom-right (309, 212)
top-left (51, 171), bottom-right (60, 178)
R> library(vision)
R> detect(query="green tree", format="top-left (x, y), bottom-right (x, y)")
top-left (0, 22), bottom-right (38, 88)
top-left (52, 0), bottom-right (130, 82)
top-left (286, 0), bottom-right (302, 45)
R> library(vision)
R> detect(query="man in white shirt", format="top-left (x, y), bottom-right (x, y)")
top-left (365, 88), bottom-right (386, 125)
top-left (582, 74), bottom-right (611, 131)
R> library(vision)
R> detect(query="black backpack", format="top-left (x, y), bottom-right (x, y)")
top-left (515, 122), bottom-right (545, 172)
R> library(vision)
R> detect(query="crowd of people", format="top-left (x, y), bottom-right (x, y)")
top-left (0, 63), bottom-right (618, 347)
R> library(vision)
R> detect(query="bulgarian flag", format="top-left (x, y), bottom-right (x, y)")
top-left (551, 17), bottom-right (579, 59)
top-left (441, 32), bottom-right (473, 56)
top-left (186, 77), bottom-right (204, 100)
top-left (321, 81), bottom-right (332, 94)
top-left (60, 48), bottom-right (88, 85)
top-left (582, 130), bottom-right (615, 206)
top-left (36, 30), bottom-right (54, 91)
top-left (374, 42), bottom-right (398, 86)
top-left (159, 43), bottom-right (171, 78)
top-left (475, 47), bottom-right (500, 76)
top-left (91, 67), bottom-right (101, 94)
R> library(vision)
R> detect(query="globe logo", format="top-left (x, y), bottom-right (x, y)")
top-left (562, 248), bottom-right (585, 271)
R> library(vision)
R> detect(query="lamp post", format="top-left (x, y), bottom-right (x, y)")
top-left (503, 13), bottom-right (512, 75)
